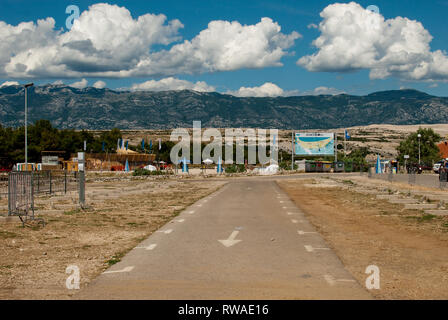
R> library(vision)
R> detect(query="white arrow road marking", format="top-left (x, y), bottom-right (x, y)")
top-left (103, 266), bottom-right (134, 274)
top-left (135, 244), bottom-right (157, 251)
top-left (157, 229), bottom-right (173, 234)
top-left (218, 230), bottom-right (242, 248)
top-left (324, 275), bottom-right (356, 286)
top-left (298, 230), bottom-right (317, 235)
top-left (304, 245), bottom-right (330, 252)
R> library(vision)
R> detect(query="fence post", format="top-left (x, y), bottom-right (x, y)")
top-left (79, 171), bottom-right (85, 207)
top-left (30, 172), bottom-right (34, 219)
top-left (49, 171), bottom-right (52, 195)
top-left (7, 173), bottom-right (11, 216)
top-left (64, 170), bottom-right (67, 194)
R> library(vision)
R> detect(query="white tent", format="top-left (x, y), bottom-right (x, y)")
top-left (143, 165), bottom-right (157, 171)
top-left (255, 164), bottom-right (279, 175)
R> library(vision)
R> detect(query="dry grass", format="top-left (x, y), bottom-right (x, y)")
top-left (278, 178), bottom-right (448, 299)
top-left (0, 177), bottom-right (225, 300)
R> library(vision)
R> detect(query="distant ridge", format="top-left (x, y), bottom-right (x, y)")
top-left (1, 85), bottom-right (447, 130)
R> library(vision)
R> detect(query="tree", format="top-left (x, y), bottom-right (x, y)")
top-left (341, 147), bottom-right (370, 165)
top-left (397, 128), bottom-right (441, 165)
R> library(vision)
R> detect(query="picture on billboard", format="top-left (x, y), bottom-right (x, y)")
top-left (294, 133), bottom-right (335, 156)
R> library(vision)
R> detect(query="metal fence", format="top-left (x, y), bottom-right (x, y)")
top-left (7, 172), bottom-right (44, 226)
top-left (33, 170), bottom-right (79, 195)
top-left (6, 170), bottom-right (80, 226)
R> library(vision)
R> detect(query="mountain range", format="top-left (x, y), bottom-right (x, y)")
top-left (1, 84), bottom-right (447, 130)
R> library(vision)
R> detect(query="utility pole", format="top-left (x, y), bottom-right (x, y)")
top-left (291, 131), bottom-right (295, 171)
top-left (335, 133), bottom-right (338, 163)
top-left (24, 83), bottom-right (34, 170)
top-left (344, 130), bottom-right (347, 158)
top-left (418, 133), bottom-right (422, 164)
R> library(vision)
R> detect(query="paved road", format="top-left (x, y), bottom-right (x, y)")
top-left (77, 178), bottom-right (371, 300)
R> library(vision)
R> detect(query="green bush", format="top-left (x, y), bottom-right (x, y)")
top-left (132, 168), bottom-right (169, 176)
top-left (224, 164), bottom-right (246, 173)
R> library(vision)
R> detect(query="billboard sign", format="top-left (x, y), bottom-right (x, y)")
top-left (294, 132), bottom-right (335, 156)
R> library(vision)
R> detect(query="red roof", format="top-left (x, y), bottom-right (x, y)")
top-left (438, 142), bottom-right (448, 158)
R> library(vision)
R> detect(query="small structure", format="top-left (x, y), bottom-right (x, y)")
top-left (71, 153), bottom-right (155, 171)
top-left (41, 151), bottom-right (65, 170)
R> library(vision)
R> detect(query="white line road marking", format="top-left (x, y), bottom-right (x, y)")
top-left (218, 230), bottom-right (242, 248)
top-left (103, 266), bottom-right (134, 274)
top-left (157, 229), bottom-right (173, 234)
top-left (188, 211), bottom-right (195, 214)
top-left (197, 204), bottom-right (203, 207)
top-left (324, 275), bottom-right (356, 286)
top-left (291, 219), bottom-right (299, 223)
top-left (304, 245), bottom-right (330, 252)
top-left (298, 230), bottom-right (317, 235)
top-left (287, 212), bottom-right (297, 216)
top-left (176, 219), bottom-right (185, 223)
top-left (135, 244), bottom-right (157, 251)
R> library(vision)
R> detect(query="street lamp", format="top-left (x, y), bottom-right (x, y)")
top-left (24, 83), bottom-right (34, 170)
top-left (417, 133), bottom-right (422, 165)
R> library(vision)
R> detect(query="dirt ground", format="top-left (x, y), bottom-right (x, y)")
top-left (0, 176), bottom-right (225, 300)
top-left (278, 178), bottom-right (448, 300)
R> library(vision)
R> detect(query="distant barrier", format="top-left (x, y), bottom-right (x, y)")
top-left (7, 170), bottom-right (80, 226)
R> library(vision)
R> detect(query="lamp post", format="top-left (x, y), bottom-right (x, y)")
top-left (417, 133), bottom-right (422, 165)
top-left (24, 83), bottom-right (34, 170)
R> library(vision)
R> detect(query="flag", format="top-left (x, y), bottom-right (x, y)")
top-left (375, 154), bottom-right (382, 174)
top-left (217, 156), bottom-right (222, 173)
top-left (159, 138), bottom-right (162, 150)
top-left (141, 139), bottom-right (145, 151)
top-left (345, 130), bottom-right (351, 140)
top-left (102, 141), bottom-right (105, 152)
top-left (126, 141), bottom-right (129, 150)
top-left (125, 159), bottom-right (130, 172)
top-left (149, 140), bottom-right (153, 151)
top-left (117, 139), bottom-right (120, 151)
top-left (84, 140), bottom-right (86, 151)
top-left (182, 157), bottom-right (188, 172)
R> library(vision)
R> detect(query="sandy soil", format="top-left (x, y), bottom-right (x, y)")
top-left (278, 178), bottom-right (448, 300)
top-left (0, 177), bottom-right (225, 300)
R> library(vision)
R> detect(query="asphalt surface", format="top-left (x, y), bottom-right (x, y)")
top-left (77, 178), bottom-right (372, 300)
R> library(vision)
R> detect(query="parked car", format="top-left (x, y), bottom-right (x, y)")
top-left (433, 160), bottom-right (448, 173)
top-left (434, 161), bottom-right (444, 173)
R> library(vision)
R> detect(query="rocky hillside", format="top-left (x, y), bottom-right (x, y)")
top-left (1, 84), bottom-right (447, 130)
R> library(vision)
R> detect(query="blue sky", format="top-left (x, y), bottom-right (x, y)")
top-left (1, 0), bottom-right (448, 96)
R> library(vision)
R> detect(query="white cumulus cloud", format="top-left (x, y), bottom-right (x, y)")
top-left (129, 77), bottom-right (215, 92)
top-left (142, 18), bottom-right (301, 76)
top-left (300, 86), bottom-right (345, 96)
top-left (297, 2), bottom-right (448, 81)
top-left (93, 80), bottom-right (106, 89)
top-left (0, 81), bottom-right (19, 87)
top-left (69, 78), bottom-right (88, 89)
top-left (226, 82), bottom-right (299, 97)
top-left (0, 4), bottom-right (299, 79)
